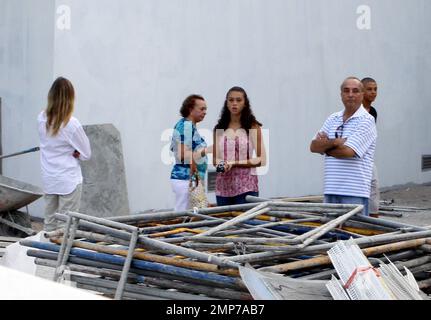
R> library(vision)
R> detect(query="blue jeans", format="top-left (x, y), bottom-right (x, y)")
top-left (324, 194), bottom-right (369, 216)
top-left (216, 191), bottom-right (259, 206)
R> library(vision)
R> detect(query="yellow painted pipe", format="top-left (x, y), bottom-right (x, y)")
top-left (148, 227), bottom-right (204, 238)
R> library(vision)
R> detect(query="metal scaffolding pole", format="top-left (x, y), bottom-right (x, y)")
top-left (49, 237), bottom-right (239, 276)
top-left (35, 259), bottom-right (250, 300)
top-left (194, 203), bottom-right (270, 237)
top-left (108, 203), bottom-right (258, 223)
top-left (114, 227), bottom-right (139, 300)
top-left (21, 240), bottom-right (246, 290)
top-left (54, 212), bottom-right (239, 268)
top-left (228, 229), bottom-right (431, 263)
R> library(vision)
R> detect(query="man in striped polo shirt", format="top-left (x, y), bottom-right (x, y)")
top-left (310, 77), bottom-right (377, 216)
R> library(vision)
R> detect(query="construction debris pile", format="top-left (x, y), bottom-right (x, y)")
top-left (18, 197), bottom-right (431, 300)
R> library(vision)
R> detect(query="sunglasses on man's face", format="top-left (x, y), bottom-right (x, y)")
top-left (335, 124), bottom-right (344, 138)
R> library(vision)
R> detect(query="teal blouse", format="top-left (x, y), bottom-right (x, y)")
top-left (170, 118), bottom-right (207, 181)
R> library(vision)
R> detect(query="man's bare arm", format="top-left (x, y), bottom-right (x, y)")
top-left (326, 145), bottom-right (356, 158)
top-left (310, 133), bottom-right (346, 155)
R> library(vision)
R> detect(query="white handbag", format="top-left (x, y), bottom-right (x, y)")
top-left (188, 173), bottom-right (208, 209)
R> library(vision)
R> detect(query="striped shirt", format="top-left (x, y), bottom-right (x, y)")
top-left (318, 106), bottom-right (377, 198)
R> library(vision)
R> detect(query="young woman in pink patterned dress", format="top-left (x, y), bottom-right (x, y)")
top-left (213, 87), bottom-right (266, 206)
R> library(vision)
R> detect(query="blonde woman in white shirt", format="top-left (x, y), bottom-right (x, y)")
top-left (38, 77), bottom-right (91, 231)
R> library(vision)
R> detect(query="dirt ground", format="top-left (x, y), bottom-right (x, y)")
top-left (379, 183), bottom-right (431, 227)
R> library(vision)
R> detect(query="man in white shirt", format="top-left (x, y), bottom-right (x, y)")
top-left (310, 77), bottom-right (377, 216)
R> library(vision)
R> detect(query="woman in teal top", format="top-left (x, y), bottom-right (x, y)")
top-left (170, 94), bottom-right (208, 211)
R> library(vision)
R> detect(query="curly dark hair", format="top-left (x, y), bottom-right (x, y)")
top-left (180, 94), bottom-right (205, 118)
top-left (214, 87), bottom-right (262, 131)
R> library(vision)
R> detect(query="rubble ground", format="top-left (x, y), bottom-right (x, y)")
top-left (380, 182), bottom-right (431, 227)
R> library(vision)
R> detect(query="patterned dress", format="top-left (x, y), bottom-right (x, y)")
top-left (215, 129), bottom-right (258, 197)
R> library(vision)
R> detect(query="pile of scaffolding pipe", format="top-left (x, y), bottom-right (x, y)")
top-left (22, 242), bottom-right (249, 300)
top-left (20, 209), bottom-right (252, 300)
top-left (21, 199), bottom-right (431, 300)
top-left (326, 239), bottom-right (424, 300)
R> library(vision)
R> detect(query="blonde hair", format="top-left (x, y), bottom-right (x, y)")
top-left (46, 77), bottom-right (75, 136)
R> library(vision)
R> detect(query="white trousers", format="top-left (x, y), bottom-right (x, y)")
top-left (171, 179), bottom-right (189, 212)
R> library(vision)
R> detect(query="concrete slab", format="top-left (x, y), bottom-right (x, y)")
top-left (80, 124), bottom-right (130, 218)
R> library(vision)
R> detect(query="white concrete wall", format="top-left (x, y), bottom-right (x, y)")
top-left (0, 0), bottom-right (55, 217)
top-left (1, 0), bottom-right (431, 217)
